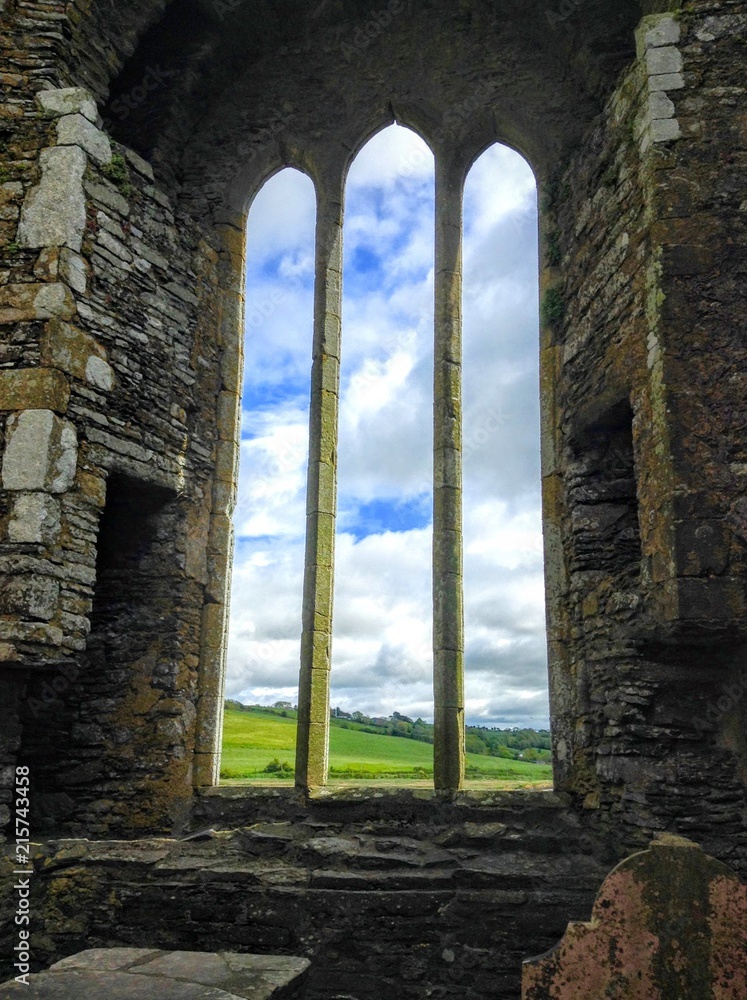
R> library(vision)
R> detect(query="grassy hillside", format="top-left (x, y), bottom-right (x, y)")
top-left (220, 707), bottom-right (553, 786)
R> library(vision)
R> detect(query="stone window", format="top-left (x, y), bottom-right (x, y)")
top-left (227, 168), bottom-right (315, 720)
top-left (229, 133), bottom-right (547, 795)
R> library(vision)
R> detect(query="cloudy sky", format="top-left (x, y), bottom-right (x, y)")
top-left (226, 125), bottom-right (549, 729)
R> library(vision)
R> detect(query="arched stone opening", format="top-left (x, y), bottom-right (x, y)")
top-left (222, 166), bottom-right (316, 777)
top-left (461, 143), bottom-right (548, 747)
top-left (332, 124), bottom-right (435, 747)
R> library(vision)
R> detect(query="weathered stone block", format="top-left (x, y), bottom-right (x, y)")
top-left (98, 229), bottom-right (133, 262)
top-left (214, 439), bottom-right (237, 483)
top-left (201, 602), bottom-right (227, 652)
top-left (645, 46), bottom-right (683, 77)
top-left (0, 642), bottom-right (19, 663)
top-left (195, 701), bottom-right (224, 758)
top-left (637, 14), bottom-right (681, 54)
top-left (33, 247), bottom-right (61, 281)
top-left (77, 471), bottom-right (107, 508)
top-left (0, 948), bottom-right (311, 999)
top-left (0, 283), bottom-right (76, 324)
top-left (297, 664), bottom-right (331, 725)
top-left (184, 503), bottom-right (212, 584)
top-left (18, 146), bottom-right (87, 252)
top-left (8, 493), bottom-right (61, 545)
top-left (208, 513), bottom-right (232, 557)
top-left (193, 750), bottom-right (221, 785)
top-left (124, 147), bottom-right (155, 180)
top-left (207, 548), bottom-right (230, 604)
top-left (84, 178), bottom-right (130, 217)
top-left (650, 117), bottom-right (682, 144)
top-left (433, 529), bottom-right (461, 578)
top-left (211, 478), bottom-right (236, 518)
top-left (0, 619), bottom-right (63, 646)
top-left (306, 460), bottom-right (336, 515)
top-left (0, 368), bottom-right (70, 413)
top-left (647, 72), bottom-right (684, 92)
top-left (300, 629), bottom-right (332, 674)
top-left (295, 720), bottom-right (329, 786)
top-left (305, 511), bottom-right (335, 570)
top-left (648, 90), bottom-right (675, 121)
top-left (434, 447), bottom-right (461, 491)
top-left (38, 87), bottom-right (98, 122)
top-left (217, 391), bottom-right (240, 441)
top-left (86, 355), bottom-right (115, 391)
top-left (2, 410), bottom-right (77, 492)
top-left (57, 114), bottom-right (112, 165)
top-left (434, 486), bottom-right (463, 532)
top-left (433, 573), bottom-right (464, 651)
top-left (42, 319), bottom-right (104, 380)
top-left (219, 337), bottom-right (242, 389)
top-left (0, 575), bottom-right (59, 621)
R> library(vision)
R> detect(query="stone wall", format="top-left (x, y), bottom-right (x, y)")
top-left (1, 791), bottom-right (612, 1000)
top-left (0, 75), bottom-right (234, 835)
top-left (543, 3), bottom-right (747, 867)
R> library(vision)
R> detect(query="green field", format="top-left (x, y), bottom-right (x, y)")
top-left (220, 707), bottom-right (553, 787)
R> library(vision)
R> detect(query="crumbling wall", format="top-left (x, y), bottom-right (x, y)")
top-left (1, 791), bottom-right (612, 1000)
top-left (544, 3), bottom-right (747, 863)
top-left (0, 71), bottom-right (233, 835)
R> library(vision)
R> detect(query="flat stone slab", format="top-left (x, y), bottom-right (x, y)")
top-left (0, 949), bottom-right (311, 999)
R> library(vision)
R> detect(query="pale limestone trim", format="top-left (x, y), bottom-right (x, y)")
top-left (636, 14), bottom-right (684, 154)
top-left (194, 221), bottom-right (246, 788)
top-left (295, 174), bottom-right (345, 793)
top-left (433, 153), bottom-right (466, 793)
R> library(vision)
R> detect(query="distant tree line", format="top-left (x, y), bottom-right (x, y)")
top-left (225, 699), bottom-right (552, 762)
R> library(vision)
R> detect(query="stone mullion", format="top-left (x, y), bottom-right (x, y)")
top-left (195, 219), bottom-right (245, 787)
top-left (295, 179), bottom-right (344, 793)
top-left (433, 155), bottom-right (465, 793)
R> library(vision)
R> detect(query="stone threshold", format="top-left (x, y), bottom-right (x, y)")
top-left (0, 948), bottom-right (310, 999)
top-left (198, 784), bottom-right (565, 807)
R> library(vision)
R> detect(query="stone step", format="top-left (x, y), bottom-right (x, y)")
top-left (1, 948), bottom-right (310, 999)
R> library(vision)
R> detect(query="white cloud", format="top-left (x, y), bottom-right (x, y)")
top-left (347, 124), bottom-right (434, 189)
top-left (246, 167), bottom-right (317, 260)
top-left (225, 129), bottom-right (549, 730)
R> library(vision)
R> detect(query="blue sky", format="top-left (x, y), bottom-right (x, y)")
top-left (226, 126), bottom-right (549, 729)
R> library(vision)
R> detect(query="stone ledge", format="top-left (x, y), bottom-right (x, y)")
top-left (1, 949), bottom-right (310, 999)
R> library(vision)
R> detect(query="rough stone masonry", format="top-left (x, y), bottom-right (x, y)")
top-left (0, 1), bottom-right (745, 998)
